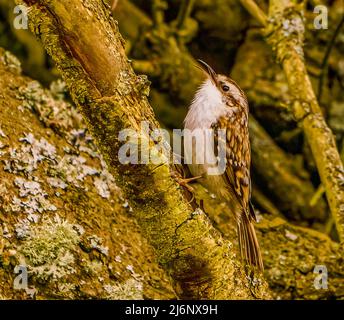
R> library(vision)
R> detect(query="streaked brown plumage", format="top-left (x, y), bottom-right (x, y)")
top-left (184, 60), bottom-right (263, 271)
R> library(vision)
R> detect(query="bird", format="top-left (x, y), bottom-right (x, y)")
top-left (183, 59), bottom-right (264, 271)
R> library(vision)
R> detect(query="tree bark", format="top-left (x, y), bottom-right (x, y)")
top-left (0, 49), bottom-right (175, 299)
top-left (193, 182), bottom-right (344, 299)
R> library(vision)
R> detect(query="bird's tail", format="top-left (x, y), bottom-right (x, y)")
top-left (237, 213), bottom-right (264, 271)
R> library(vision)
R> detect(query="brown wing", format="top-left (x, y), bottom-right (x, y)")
top-left (213, 113), bottom-right (263, 270)
top-left (213, 115), bottom-right (255, 222)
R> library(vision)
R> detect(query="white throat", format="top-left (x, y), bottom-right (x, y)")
top-left (184, 79), bottom-right (227, 130)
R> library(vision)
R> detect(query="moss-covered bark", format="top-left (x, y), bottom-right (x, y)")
top-left (0, 49), bottom-right (174, 299)
top-left (193, 183), bottom-right (344, 299)
top-left (17, 0), bottom-right (270, 299)
top-left (2, 0), bottom-right (341, 300)
top-left (2, 52), bottom-right (342, 299)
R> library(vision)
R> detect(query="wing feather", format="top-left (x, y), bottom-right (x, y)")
top-left (213, 114), bottom-right (255, 222)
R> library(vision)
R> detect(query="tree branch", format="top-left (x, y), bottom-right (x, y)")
top-left (239, 0), bottom-right (267, 27)
top-left (241, 0), bottom-right (344, 242)
top-left (152, 0), bottom-right (167, 27)
top-left (176, 0), bottom-right (196, 30)
top-left (0, 50), bottom-right (175, 299)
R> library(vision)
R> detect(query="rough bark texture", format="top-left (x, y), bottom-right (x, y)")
top-left (193, 184), bottom-right (344, 299)
top-left (0, 49), bottom-right (175, 299)
top-left (16, 0), bottom-right (270, 299)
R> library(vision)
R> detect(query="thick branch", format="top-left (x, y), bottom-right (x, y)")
top-left (0, 50), bottom-right (175, 299)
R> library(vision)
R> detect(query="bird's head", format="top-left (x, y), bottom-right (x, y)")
top-left (197, 59), bottom-right (248, 108)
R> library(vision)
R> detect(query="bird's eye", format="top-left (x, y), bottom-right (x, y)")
top-left (222, 85), bottom-right (230, 92)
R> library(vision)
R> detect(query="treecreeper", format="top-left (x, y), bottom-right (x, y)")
top-left (184, 60), bottom-right (264, 271)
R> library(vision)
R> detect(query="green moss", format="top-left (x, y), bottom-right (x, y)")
top-left (19, 216), bottom-right (80, 281)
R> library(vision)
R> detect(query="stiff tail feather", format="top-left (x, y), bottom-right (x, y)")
top-left (237, 213), bottom-right (264, 271)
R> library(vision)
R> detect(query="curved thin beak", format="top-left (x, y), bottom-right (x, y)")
top-left (197, 59), bottom-right (218, 86)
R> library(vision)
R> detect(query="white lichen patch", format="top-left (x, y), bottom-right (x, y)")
top-left (88, 235), bottom-right (109, 256)
top-left (12, 177), bottom-right (57, 216)
top-left (72, 224), bottom-right (85, 236)
top-left (49, 79), bottom-right (68, 101)
top-left (4, 134), bottom-right (56, 174)
top-left (285, 229), bottom-right (298, 241)
top-left (18, 216), bottom-right (80, 281)
top-left (94, 177), bottom-right (110, 199)
top-left (17, 81), bottom-right (82, 135)
top-left (46, 177), bottom-right (68, 190)
top-left (282, 17), bottom-right (304, 37)
top-left (103, 278), bottom-right (143, 300)
top-left (269, 10), bottom-right (305, 59)
top-left (84, 260), bottom-right (104, 276)
top-left (15, 218), bottom-right (31, 239)
top-left (55, 155), bottom-right (98, 186)
top-left (14, 80), bottom-right (120, 200)
top-left (1, 51), bottom-right (22, 74)
top-left (14, 177), bottom-right (43, 197)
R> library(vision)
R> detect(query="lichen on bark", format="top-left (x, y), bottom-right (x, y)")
top-left (0, 49), bottom-right (174, 299)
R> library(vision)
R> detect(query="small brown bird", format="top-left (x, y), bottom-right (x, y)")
top-left (184, 60), bottom-right (263, 271)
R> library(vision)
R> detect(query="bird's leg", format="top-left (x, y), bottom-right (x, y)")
top-left (180, 175), bottom-right (202, 184)
top-left (169, 163), bottom-right (201, 190)
top-left (173, 175), bottom-right (202, 193)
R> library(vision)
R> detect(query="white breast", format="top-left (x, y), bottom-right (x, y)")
top-left (183, 79), bottom-right (228, 177)
top-left (184, 79), bottom-right (227, 130)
